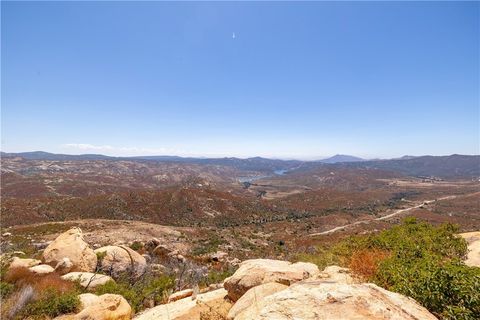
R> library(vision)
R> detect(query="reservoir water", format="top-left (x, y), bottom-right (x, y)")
top-left (237, 168), bottom-right (288, 183)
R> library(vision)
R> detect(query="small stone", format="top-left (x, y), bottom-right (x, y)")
top-left (168, 289), bottom-right (194, 302)
top-left (29, 264), bottom-right (55, 274)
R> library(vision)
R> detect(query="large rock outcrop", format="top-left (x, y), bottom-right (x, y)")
top-left (133, 261), bottom-right (437, 320)
top-left (227, 282), bottom-right (288, 319)
top-left (235, 280), bottom-right (437, 320)
top-left (223, 259), bottom-right (319, 301)
top-left (233, 265), bottom-right (437, 320)
top-left (42, 227), bottom-right (97, 274)
top-left (94, 245), bottom-right (146, 278)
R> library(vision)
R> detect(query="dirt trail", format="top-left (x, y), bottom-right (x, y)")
top-left (309, 192), bottom-right (480, 237)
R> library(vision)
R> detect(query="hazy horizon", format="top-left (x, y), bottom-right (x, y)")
top-left (2, 2), bottom-right (479, 159)
top-left (2, 148), bottom-right (479, 162)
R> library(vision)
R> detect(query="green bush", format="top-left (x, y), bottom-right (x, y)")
top-left (199, 268), bottom-right (235, 288)
top-left (376, 258), bottom-right (479, 319)
top-left (96, 250), bottom-right (107, 264)
top-left (296, 240), bottom-right (353, 270)
top-left (299, 218), bottom-right (479, 319)
top-left (94, 275), bottom-right (174, 313)
top-left (191, 236), bottom-right (226, 256)
top-left (0, 260), bottom-right (14, 299)
top-left (129, 241), bottom-right (143, 251)
top-left (21, 288), bottom-right (80, 319)
top-left (366, 217), bottom-right (468, 261)
top-left (0, 281), bottom-right (14, 299)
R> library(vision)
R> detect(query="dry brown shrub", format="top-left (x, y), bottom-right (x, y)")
top-left (4, 266), bottom-right (41, 286)
top-left (34, 273), bottom-right (75, 294)
top-left (5, 266), bottom-right (75, 294)
top-left (349, 248), bottom-right (389, 281)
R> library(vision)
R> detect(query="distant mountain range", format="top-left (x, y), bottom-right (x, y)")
top-left (2, 151), bottom-right (479, 178)
top-left (0, 152), bottom-right (301, 172)
top-left (1, 151), bottom-right (365, 163)
top-left (0, 151), bottom-right (113, 161)
top-left (346, 154), bottom-right (480, 178)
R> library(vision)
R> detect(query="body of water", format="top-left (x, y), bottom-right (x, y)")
top-left (238, 168), bottom-right (289, 183)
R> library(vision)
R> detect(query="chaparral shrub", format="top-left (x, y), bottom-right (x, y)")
top-left (94, 274), bottom-right (174, 313)
top-left (299, 218), bottom-right (480, 319)
top-left (20, 288), bottom-right (80, 319)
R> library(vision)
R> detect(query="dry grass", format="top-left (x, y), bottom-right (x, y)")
top-left (5, 266), bottom-right (75, 294)
top-left (2, 267), bottom-right (80, 319)
top-left (349, 249), bottom-right (389, 281)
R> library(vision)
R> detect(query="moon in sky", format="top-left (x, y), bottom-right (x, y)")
top-left (232, 32), bottom-right (236, 39)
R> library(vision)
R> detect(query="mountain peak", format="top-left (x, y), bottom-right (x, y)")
top-left (320, 154), bottom-right (365, 164)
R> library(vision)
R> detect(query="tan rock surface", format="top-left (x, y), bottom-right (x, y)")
top-left (224, 259), bottom-right (319, 301)
top-left (42, 227), bottom-right (97, 274)
top-left (168, 289), bottom-right (194, 302)
top-left (227, 282), bottom-right (288, 320)
top-left (460, 231), bottom-right (480, 267)
top-left (9, 257), bottom-right (41, 269)
top-left (134, 288), bottom-right (230, 320)
top-left (62, 272), bottom-right (114, 289)
top-left (78, 293), bottom-right (101, 308)
top-left (76, 293), bottom-right (131, 320)
top-left (317, 265), bottom-right (355, 284)
top-left (235, 280), bottom-right (437, 320)
top-left (29, 264), bottom-right (55, 274)
top-left (53, 293), bottom-right (131, 320)
top-left (54, 257), bottom-right (74, 274)
top-left (94, 245), bottom-right (146, 278)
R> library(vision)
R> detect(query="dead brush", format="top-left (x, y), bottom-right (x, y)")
top-left (348, 248), bottom-right (389, 281)
top-left (2, 267), bottom-right (80, 319)
top-left (5, 266), bottom-right (76, 294)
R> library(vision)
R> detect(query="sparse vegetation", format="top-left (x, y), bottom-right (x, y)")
top-left (0, 281), bottom-right (14, 299)
top-left (20, 288), bottom-right (80, 319)
top-left (129, 241), bottom-right (144, 252)
top-left (1, 155), bottom-right (479, 319)
top-left (199, 267), bottom-right (235, 288)
top-left (191, 236), bottom-right (226, 256)
top-left (1, 267), bottom-right (81, 319)
top-left (0, 259), bottom-right (14, 299)
top-left (94, 274), bottom-right (175, 313)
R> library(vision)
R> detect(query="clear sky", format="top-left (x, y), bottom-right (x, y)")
top-left (2, 1), bottom-right (479, 159)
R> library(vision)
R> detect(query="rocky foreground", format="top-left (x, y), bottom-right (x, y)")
top-left (3, 227), bottom-right (479, 319)
top-left (135, 262), bottom-right (436, 320)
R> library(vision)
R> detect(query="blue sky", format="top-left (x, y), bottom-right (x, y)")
top-left (2, 1), bottom-right (479, 159)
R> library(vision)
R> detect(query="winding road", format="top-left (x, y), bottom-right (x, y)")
top-left (309, 192), bottom-right (478, 237)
